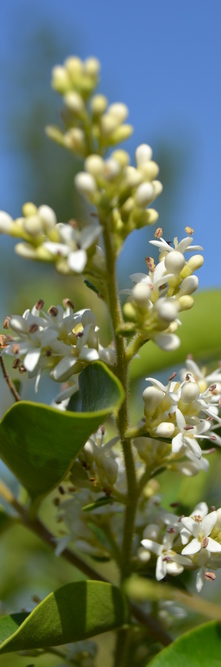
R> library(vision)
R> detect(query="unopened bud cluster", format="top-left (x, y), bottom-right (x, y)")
top-left (75, 143), bottom-right (162, 252)
top-left (47, 56), bottom-right (133, 158)
top-left (123, 230), bottom-right (203, 349)
top-left (1, 300), bottom-right (116, 392)
top-left (0, 204), bottom-right (103, 276)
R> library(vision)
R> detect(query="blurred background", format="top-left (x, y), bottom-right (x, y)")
top-left (0, 1), bottom-right (221, 664)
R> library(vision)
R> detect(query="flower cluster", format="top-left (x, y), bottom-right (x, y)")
top-left (136, 359), bottom-right (221, 470)
top-left (46, 56), bottom-right (133, 159)
top-left (1, 299), bottom-right (115, 393)
top-left (122, 229), bottom-right (204, 349)
top-left (0, 204), bottom-right (103, 275)
top-left (75, 144), bottom-right (162, 252)
top-left (141, 500), bottom-right (221, 592)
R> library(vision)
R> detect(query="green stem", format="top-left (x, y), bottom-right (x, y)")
top-left (113, 627), bottom-right (130, 667)
top-left (102, 221), bottom-right (138, 581)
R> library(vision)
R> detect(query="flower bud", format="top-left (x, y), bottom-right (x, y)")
top-left (104, 158), bottom-right (121, 180)
top-left (156, 299), bottom-right (179, 322)
top-left (112, 149), bottom-right (129, 167)
top-left (38, 205), bottom-right (57, 231)
top-left (135, 182), bottom-right (155, 207)
top-left (181, 381), bottom-right (200, 404)
top-left (132, 282), bottom-right (151, 307)
top-left (140, 161), bottom-right (159, 180)
top-left (135, 144), bottom-right (153, 166)
top-left (153, 422), bottom-right (175, 438)
top-left (142, 386), bottom-right (164, 414)
top-left (15, 242), bottom-right (37, 259)
top-left (85, 155), bottom-right (104, 177)
top-left (51, 66), bottom-right (70, 93)
top-left (90, 94), bottom-right (108, 115)
top-left (0, 211), bottom-right (13, 233)
top-left (75, 172), bottom-right (97, 197)
top-left (165, 251), bottom-right (186, 275)
top-left (178, 295), bottom-right (194, 310)
top-left (64, 91), bottom-right (85, 114)
top-left (152, 180), bottom-right (163, 197)
top-left (24, 216), bottom-right (43, 237)
top-left (100, 114), bottom-right (119, 136)
top-left (180, 254), bottom-right (204, 278)
top-left (22, 202), bottom-right (38, 217)
top-left (108, 124), bottom-right (133, 145)
top-left (178, 275), bottom-right (199, 295)
top-left (124, 166), bottom-right (142, 188)
top-left (65, 56), bottom-right (83, 77)
top-left (84, 57), bottom-right (100, 76)
top-left (64, 128), bottom-right (86, 154)
top-left (108, 103), bottom-right (128, 123)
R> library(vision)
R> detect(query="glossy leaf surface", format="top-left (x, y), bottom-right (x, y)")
top-left (148, 620), bottom-right (221, 667)
top-left (0, 362), bottom-right (124, 499)
top-left (0, 581), bottom-right (128, 654)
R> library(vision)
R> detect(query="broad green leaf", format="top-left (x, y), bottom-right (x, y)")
top-left (130, 290), bottom-right (221, 381)
top-left (0, 362), bottom-right (124, 500)
top-left (148, 620), bottom-right (221, 667)
top-left (0, 581), bottom-right (128, 654)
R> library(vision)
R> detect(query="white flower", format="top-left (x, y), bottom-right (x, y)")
top-left (43, 221), bottom-right (102, 273)
top-left (181, 507), bottom-right (221, 556)
top-left (141, 533), bottom-right (191, 580)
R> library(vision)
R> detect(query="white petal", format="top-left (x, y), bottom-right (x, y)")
top-left (24, 349), bottom-right (41, 372)
top-left (182, 538), bottom-right (201, 555)
top-left (154, 333), bottom-right (180, 351)
top-left (80, 223), bottom-right (102, 249)
top-left (68, 249), bottom-right (87, 272)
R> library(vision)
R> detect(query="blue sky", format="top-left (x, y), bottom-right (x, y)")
top-left (0, 0), bottom-right (221, 289)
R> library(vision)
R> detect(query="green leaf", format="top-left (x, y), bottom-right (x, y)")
top-left (82, 496), bottom-right (115, 512)
top-left (130, 290), bottom-right (221, 380)
top-left (0, 581), bottom-right (128, 654)
top-left (148, 621), bottom-right (221, 667)
top-left (0, 362), bottom-right (124, 500)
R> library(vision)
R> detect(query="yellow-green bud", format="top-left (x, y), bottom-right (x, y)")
top-left (152, 180), bottom-right (163, 198)
top-left (178, 295), bottom-right (194, 310)
top-left (22, 202), bottom-right (38, 217)
top-left (45, 125), bottom-right (65, 146)
top-left (135, 144), bottom-right (152, 166)
top-left (140, 161), bottom-right (159, 180)
top-left (23, 215), bottom-right (43, 237)
top-left (180, 254), bottom-right (204, 278)
top-left (64, 91), bottom-right (85, 114)
top-left (100, 113), bottom-right (120, 136)
top-left (108, 103), bottom-right (128, 123)
top-left (63, 128), bottom-right (86, 154)
top-left (124, 166), bottom-right (142, 188)
top-left (51, 66), bottom-right (70, 94)
top-left (123, 302), bottom-right (137, 321)
top-left (84, 57), bottom-right (100, 77)
top-left (108, 124), bottom-right (133, 145)
top-left (65, 56), bottom-right (83, 77)
top-left (112, 149), bottom-right (130, 167)
top-left (38, 205), bottom-right (57, 231)
top-left (132, 208), bottom-right (159, 228)
top-left (85, 155), bottom-right (104, 177)
top-left (90, 94), bottom-right (108, 115)
top-left (15, 242), bottom-right (37, 259)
